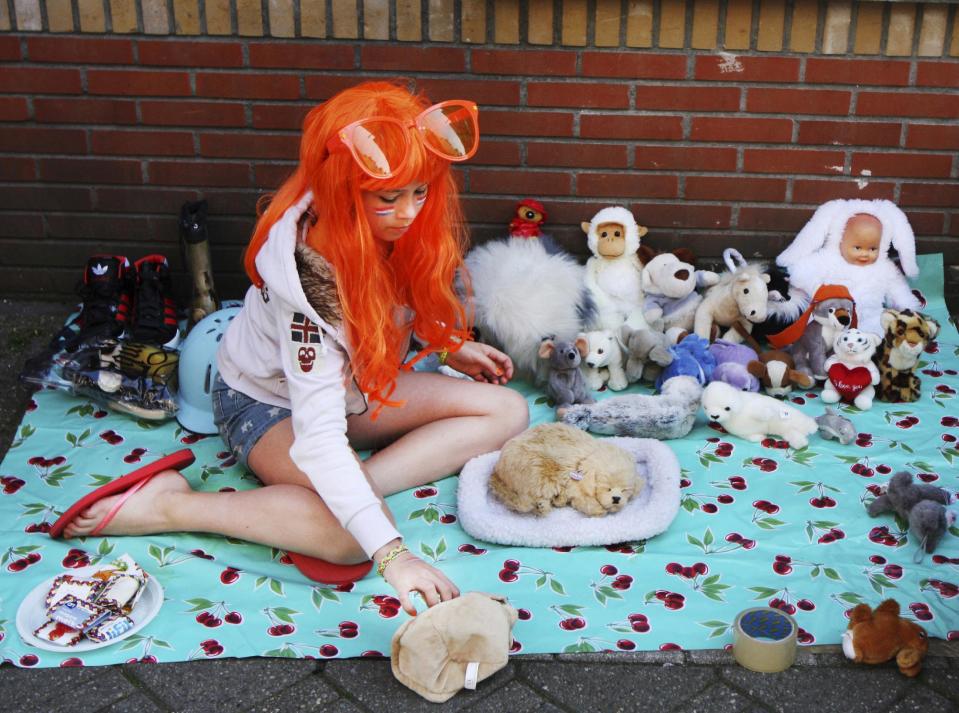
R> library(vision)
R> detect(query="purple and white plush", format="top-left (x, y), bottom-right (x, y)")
top-left (708, 340), bottom-right (760, 392)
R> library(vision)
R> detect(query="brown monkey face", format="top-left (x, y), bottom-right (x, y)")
top-left (596, 222), bottom-right (626, 257)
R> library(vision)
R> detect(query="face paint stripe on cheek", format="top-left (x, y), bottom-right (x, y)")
top-left (374, 207), bottom-right (395, 216)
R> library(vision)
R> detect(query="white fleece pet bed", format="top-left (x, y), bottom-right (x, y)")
top-left (457, 437), bottom-right (681, 547)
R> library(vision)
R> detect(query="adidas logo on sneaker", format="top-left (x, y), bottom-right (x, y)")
top-left (66, 255), bottom-right (134, 348)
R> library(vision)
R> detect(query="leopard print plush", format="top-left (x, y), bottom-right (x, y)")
top-left (875, 309), bottom-right (940, 403)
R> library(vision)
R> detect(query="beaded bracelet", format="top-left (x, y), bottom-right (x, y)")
top-left (437, 349), bottom-right (449, 366)
top-left (376, 544), bottom-right (410, 577)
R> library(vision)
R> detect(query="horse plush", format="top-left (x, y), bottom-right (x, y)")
top-left (693, 249), bottom-right (770, 343)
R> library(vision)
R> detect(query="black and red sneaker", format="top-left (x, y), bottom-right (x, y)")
top-left (131, 254), bottom-right (180, 348)
top-left (71, 255), bottom-right (134, 346)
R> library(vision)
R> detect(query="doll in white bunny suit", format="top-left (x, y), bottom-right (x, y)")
top-left (776, 199), bottom-right (921, 335)
top-left (581, 206), bottom-right (650, 331)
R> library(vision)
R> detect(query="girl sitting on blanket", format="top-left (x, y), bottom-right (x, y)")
top-left (57, 82), bottom-right (529, 615)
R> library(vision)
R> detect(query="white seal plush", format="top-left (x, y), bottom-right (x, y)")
top-left (701, 381), bottom-right (818, 450)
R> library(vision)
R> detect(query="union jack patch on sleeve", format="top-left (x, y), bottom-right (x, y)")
top-left (290, 312), bottom-right (321, 344)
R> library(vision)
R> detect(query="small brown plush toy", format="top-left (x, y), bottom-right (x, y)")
top-left (841, 599), bottom-right (928, 677)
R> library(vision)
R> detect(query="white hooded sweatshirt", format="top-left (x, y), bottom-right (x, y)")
top-left (217, 192), bottom-right (402, 558)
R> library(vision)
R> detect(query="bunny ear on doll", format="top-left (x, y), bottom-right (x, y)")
top-left (878, 200), bottom-right (919, 278)
top-left (776, 199), bottom-right (847, 268)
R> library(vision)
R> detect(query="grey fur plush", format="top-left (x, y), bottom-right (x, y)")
top-left (815, 407), bottom-right (856, 445)
top-left (868, 471), bottom-right (956, 562)
top-left (619, 325), bottom-right (676, 384)
top-left (539, 338), bottom-right (594, 409)
top-left (558, 375), bottom-right (702, 440)
top-left (789, 296), bottom-right (855, 379)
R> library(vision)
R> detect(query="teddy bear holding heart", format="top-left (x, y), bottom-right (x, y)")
top-left (821, 328), bottom-right (882, 410)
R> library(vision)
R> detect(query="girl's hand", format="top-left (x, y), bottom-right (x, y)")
top-left (445, 341), bottom-right (514, 385)
top-left (379, 548), bottom-right (460, 616)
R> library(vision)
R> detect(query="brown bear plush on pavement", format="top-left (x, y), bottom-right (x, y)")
top-left (842, 599), bottom-right (928, 677)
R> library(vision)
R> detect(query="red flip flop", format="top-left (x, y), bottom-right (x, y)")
top-left (49, 449), bottom-right (196, 539)
top-left (286, 551), bottom-right (373, 586)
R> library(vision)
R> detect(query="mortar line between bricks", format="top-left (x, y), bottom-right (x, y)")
top-left (315, 665), bottom-right (377, 712)
top-left (921, 669), bottom-right (959, 704)
top-left (874, 679), bottom-right (927, 713)
top-left (510, 664), bottom-right (583, 713)
top-left (114, 667), bottom-right (177, 713)
top-left (713, 668), bottom-right (779, 713)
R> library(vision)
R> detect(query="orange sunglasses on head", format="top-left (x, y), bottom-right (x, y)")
top-left (326, 100), bottom-right (480, 179)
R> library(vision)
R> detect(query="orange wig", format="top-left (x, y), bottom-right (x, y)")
top-left (244, 81), bottom-right (473, 411)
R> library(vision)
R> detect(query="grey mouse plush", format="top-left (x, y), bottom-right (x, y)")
top-left (868, 471), bottom-right (956, 562)
top-left (538, 338), bottom-right (594, 409)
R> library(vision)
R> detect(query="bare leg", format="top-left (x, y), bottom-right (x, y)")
top-left (62, 372), bottom-right (529, 562)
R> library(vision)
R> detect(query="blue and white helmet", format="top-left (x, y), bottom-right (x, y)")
top-left (176, 304), bottom-right (241, 434)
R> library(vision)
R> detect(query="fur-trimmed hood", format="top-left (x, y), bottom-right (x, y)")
top-left (584, 206), bottom-right (642, 258)
top-left (255, 191), bottom-right (343, 336)
top-left (777, 199), bottom-right (918, 278)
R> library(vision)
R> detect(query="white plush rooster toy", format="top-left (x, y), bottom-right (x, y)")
top-left (581, 206), bottom-right (649, 331)
top-left (776, 199), bottom-right (921, 335)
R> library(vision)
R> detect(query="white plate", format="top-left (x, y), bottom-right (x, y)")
top-left (16, 565), bottom-right (164, 652)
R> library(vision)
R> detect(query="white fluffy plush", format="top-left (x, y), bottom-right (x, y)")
top-left (559, 375), bottom-right (703, 440)
top-left (457, 436), bottom-right (680, 547)
top-left (701, 381), bottom-right (818, 450)
top-left (822, 328), bottom-right (882, 410)
top-left (464, 237), bottom-right (589, 383)
top-left (576, 329), bottom-right (628, 391)
top-left (777, 199), bottom-right (921, 334)
top-left (582, 207), bottom-right (649, 330)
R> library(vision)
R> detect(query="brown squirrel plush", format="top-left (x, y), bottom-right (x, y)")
top-left (841, 599), bottom-right (928, 677)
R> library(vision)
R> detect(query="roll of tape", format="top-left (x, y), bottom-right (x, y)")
top-left (732, 607), bottom-right (798, 673)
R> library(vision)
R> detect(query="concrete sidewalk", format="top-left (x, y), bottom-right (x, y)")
top-left (1, 299), bottom-right (957, 713)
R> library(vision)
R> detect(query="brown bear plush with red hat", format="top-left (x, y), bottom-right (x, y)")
top-left (841, 599), bottom-right (929, 677)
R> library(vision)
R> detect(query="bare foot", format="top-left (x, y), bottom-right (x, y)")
top-left (62, 470), bottom-right (192, 538)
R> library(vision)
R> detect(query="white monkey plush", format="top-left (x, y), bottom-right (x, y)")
top-left (581, 207), bottom-right (650, 331)
top-left (776, 199), bottom-right (921, 335)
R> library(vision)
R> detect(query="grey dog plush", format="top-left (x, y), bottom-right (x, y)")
top-left (868, 472), bottom-right (956, 562)
top-left (815, 407), bottom-right (856, 445)
top-left (538, 338), bottom-right (594, 409)
top-left (557, 375), bottom-right (702, 440)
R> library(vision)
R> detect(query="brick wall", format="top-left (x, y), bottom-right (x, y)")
top-left (1, 0), bottom-right (958, 303)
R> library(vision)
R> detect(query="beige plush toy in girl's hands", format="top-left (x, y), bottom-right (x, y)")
top-left (777, 199), bottom-right (921, 335)
top-left (391, 592), bottom-right (518, 703)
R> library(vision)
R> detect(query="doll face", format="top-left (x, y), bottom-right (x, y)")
top-left (361, 182), bottom-right (428, 243)
top-left (840, 214), bottom-right (882, 267)
top-left (595, 222), bottom-right (626, 257)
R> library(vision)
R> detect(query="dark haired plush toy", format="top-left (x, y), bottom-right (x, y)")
top-left (538, 338), bottom-right (594, 410)
top-left (868, 471), bottom-right (956, 562)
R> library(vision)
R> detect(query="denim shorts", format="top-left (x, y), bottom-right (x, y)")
top-left (211, 373), bottom-right (291, 467)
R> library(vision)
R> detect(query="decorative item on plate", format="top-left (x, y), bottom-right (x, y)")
top-left (86, 613), bottom-right (135, 643)
top-left (43, 574), bottom-right (104, 611)
top-left (34, 553), bottom-right (151, 647)
top-left (47, 595), bottom-right (111, 630)
top-left (33, 619), bottom-right (83, 646)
